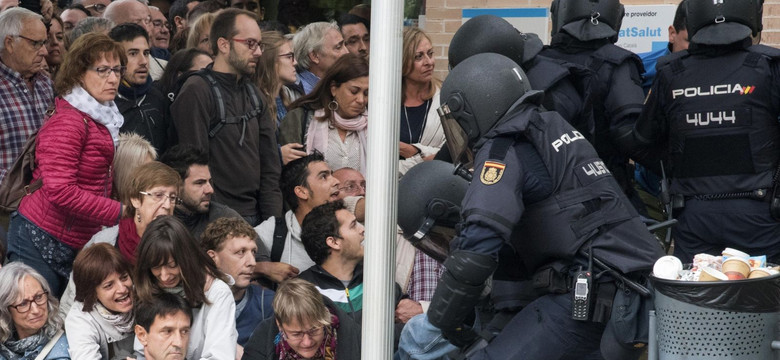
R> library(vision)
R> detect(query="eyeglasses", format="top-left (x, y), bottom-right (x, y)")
top-left (152, 19), bottom-right (171, 30)
top-left (8, 291), bottom-right (49, 313)
top-left (232, 38), bottom-right (264, 52)
top-left (278, 52), bottom-right (294, 61)
top-left (88, 66), bottom-right (126, 78)
top-left (139, 191), bottom-right (181, 205)
top-left (84, 3), bottom-right (107, 13)
top-left (282, 326), bottom-right (324, 341)
top-left (339, 182), bottom-right (366, 195)
top-left (15, 35), bottom-right (48, 51)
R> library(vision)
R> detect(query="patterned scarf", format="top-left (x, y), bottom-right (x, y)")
top-left (274, 310), bottom-right (340, 360)
top-left (94, 301), bottom-right (135, 334)
top-left (306, 108), bottom-right (368, 172)
top-left (0, 332), bottom-right (47, 360)
top-left (62, 85), bottom-right (124, 147)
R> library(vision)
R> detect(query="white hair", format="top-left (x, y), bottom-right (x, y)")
top-left (0, 263), bottom-right (64, 343)
top-left (292, 21), bottom-right (340, 70)
top-left (0, 7), bottom-right (42, 52)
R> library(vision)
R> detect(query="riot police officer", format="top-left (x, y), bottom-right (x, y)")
top-left (448, 15), bottom-right (595, 142)
top-left (622, 0), bottom-right (780, 263)
top-left (540, 0), bottom-right (647, 215)
top-left (422, 53), bottom-right (663, 359)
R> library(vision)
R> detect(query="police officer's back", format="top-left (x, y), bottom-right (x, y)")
top-left (625, 0), bottom-right (780, 263)
top-left (426, 53), bottom-right (663, 359)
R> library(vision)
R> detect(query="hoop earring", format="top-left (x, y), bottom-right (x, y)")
top-left (328, 100), bottom-right (339, 111)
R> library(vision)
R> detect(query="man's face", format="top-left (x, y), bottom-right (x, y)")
top-left (121, 36), bottom-right (150, 86)
top-left (225, 14), bottom-right (262, 76)
top-left (334, 209), bottom-right (364, 261)
top-left (180, 164), bottom-right (213, 214)
top-left (0, 0), bottom-right (18, 12)
top-left (2, 19), bottom-right (48, 79)
top-left (114, 2), bottom-right (154, 35)
top-left (341, 23), bottom-right (369, 58)
top-left (299, 161), bottom-right (340, 208)
top-left (81, 0), bottom-right (109, 16)
top-left (668, 26), bottom-right (689, 53)
top-left (333, 168), bottom-right (365, 198)
top-left (310, 28), bottom-right (347, 73)
top-left (149, 7), bottom-right (170, 49)
top-left (209, 235), bottom-right (257, 290)
top-left (60, 8), bottom-right (87, 36)
top-left (136, 311), bottom-right (191, 360)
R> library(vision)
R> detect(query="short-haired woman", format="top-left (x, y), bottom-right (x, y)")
top-left (112, 133), bottom-right (158, 202)
top-left (242, 278), bottom-right (361, 360)
top-left (65, 243), bottom-right (135, 359)
top-left (0, 263), bottom-right (69, 360)
top-left (135, 216), bottom-right (237, 360)
top-left (7, 33), bottom-right (126, 297)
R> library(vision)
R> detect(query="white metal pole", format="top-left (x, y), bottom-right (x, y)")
top-left (362, 0), bottom-right (403, 358)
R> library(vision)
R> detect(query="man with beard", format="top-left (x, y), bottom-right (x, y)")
top-left (109, 23), bottom-right (173, 155)
top-left (172, 9), bottom-right (282, 227)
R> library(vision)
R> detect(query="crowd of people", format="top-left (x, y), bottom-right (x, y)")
top-left (0, 0), bottom-right (777, 358)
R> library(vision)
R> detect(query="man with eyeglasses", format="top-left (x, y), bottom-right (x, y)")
top-left (172, 9), bottom-right (282, 227)
top-left (109, 23), bottom-right (173, 155)
top-left (0, 8), bottom-right (54, 186)
top-left (104, 0), bottom-right (168, 80)
top-left (149, 6), bottom-right (171, 60)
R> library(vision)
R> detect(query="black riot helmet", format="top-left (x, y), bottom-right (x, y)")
top-left (398, 160), bottom-right (469, 262)
top-left (439, 53), bottom-right (532, 159)
top-left (686, 0), bottom-right (763, 46)
top-left (550, 0), bottom-right (625, 42)
top-left (448, 14), bottom-right (527, 68)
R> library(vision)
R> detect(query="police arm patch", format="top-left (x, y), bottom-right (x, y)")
top-left (480, 161), bottom-right (506, 185)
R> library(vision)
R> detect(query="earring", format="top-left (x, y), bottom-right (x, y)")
top-left (328, 100), bottom-right (339, 111)
top-left (136, 211), bottom-right (141, 223)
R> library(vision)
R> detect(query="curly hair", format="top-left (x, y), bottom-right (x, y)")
top-left (200, 217), bottom-right (257, 252)
top-left (300, 200), bottom-right (345, 265)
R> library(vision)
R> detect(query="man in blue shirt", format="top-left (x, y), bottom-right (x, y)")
top-left (639, 0), bottom-right (689, 93)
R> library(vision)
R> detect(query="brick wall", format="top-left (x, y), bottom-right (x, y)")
top-left (424, 0), bottom-right (780, 80)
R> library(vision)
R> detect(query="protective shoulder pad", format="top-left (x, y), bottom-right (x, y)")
top-left (526, 56), bottom-right (571, 91)
top-left (748, 44), bottom-right (780, 60)
top-left (656, 50), bottom-right (689, 74)
top-left (591, 44), bottom-right (642, 67)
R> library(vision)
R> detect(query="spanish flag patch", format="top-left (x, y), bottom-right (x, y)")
top-left (480, 161), bottom-right (506, 185)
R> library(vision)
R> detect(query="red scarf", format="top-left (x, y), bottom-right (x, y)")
top-left (118, 217), bottom-right (141, 264)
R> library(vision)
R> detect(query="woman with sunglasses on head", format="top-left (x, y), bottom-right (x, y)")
top-left (7, 33), bottom-right (126, 298)
top-left (135, 216), bottom-right (238, 360)
top-left (0, 263), bottom-right (69, 360)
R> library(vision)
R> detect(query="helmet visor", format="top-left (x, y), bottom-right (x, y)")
top-left (438, 104), bottom-right (474, 169)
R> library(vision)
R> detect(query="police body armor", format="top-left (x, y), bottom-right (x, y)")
top-left (484, 103), bottom-right (661, 275)
top-left (658, 45), bottom-right (780, 197)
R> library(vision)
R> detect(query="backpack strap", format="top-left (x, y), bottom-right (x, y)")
top-left (270, 216), bottom-right (288, 263)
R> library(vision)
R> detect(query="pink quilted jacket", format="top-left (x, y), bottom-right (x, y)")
top-left (18, 97), bottom-right (121, 250)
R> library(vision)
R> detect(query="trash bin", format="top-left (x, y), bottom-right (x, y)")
top-left (649, 273), bottom-right (780, 360)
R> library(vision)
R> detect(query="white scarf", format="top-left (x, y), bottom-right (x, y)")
top-left (62, 86), bottom-right (124, 147)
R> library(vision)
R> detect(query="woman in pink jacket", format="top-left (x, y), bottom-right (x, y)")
top-left (7, 33), bottom-right (125, 297)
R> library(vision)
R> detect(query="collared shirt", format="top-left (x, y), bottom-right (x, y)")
top-left (298, 69), bottom-right (320, 95)
top-left (0, 60), bottom-right (54, 182)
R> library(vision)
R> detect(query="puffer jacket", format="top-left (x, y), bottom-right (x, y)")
top-left (18, 97), bottom-right (122, 249)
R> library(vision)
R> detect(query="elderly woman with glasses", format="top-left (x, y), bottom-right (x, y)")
top-left (7, 33), bottom-right (126, 298)
top-left (0, 263), bottom-right (69, 360)
top-left (58, 161), bottom-right (181, 317)
top-left (242, 278), bottom-right (361, 360)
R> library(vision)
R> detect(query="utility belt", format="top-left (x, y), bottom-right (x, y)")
top-left (531, 265), bottom-right (618, 323)
top-left (670, 188), bottom-right (771, 210)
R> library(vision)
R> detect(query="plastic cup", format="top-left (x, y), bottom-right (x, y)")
top-left (653, 255), bottom-right (684, 280)
top-left (722, 257), bottom-right (750, 280)
top-left (748, 268), bottom-right (772, 279)
top-left (699, 267), bottom-right (728, 282)
top-left (722, 247), bottom-right (750, 260)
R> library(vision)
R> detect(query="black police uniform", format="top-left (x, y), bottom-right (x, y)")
top-left (434, 91), bottom-right (663, 359)
top-left (630, 40), bottom-right (780, 263)
top-left (540, 35), bottom-right (648, 214)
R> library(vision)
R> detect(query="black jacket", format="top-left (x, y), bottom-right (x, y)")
top-left (115, 85), bottom-right (174, 154)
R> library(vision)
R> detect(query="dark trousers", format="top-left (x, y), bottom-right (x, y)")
top-left (7, 213), bottom-right (69, 297)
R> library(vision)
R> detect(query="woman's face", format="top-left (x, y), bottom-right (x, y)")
top-left (80, 54), bottom-right (121, 103)
top-left (9, 276), bottom-right (48, 339)
top-left (330, 76), bottom-right (368, 119)
top-left (197, 29), bottom-right (211, 55)
top-left (406, 37), bottom-right (435, 84)
top-left (151, 258), bottom-right (181, 288)
top-left (275, 40), bottom-right (297, 85)
top-left (45, 19), bottom-right (65, 67)
top-left (95, 271), bottom-right (133, 313)
top-left (189, 54), bottom-right (213, 72)
top-left (278, 318), bottom-right (325, 358)
top-left (130, 185), bottom-right (177, 227)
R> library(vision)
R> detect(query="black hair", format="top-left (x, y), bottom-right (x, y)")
top-left (338, 13), bottom-right (369, 32)
top-left (108, 22), bottom-right (149, 43)
top-left (160, 144), bottom-right (210, 181)
top-left (258, 20), bottom-right (289, 34)
top-left (280, 151), bottom-right (325, 212)
top-left (188, 0), bottom-right (225, 23)
top-left (301, 200), bottom-right (346, 265)
top-left (673, 0), bottom-right (688, 32)
top-left (169, 0), bottom-right (199, 25)
top-left (156, 48), bottom-right (211, 100)
top-left (135, 292), bottom-right (192, 332)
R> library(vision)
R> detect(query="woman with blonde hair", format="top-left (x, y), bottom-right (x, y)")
top-left (112, 133), bottom-right (157, 203)
top-left (187, 12), bottom-right (217, 55)
top-left (398, 27), bottom-right (445, 177)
